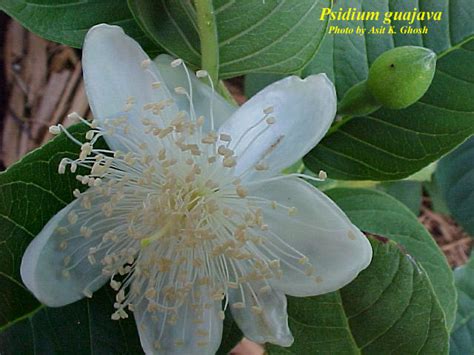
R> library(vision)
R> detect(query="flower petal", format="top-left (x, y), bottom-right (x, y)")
top-left (228, 281), bottom-right (293, 347)
top-left (82, 24), bottom-right (178, 153)
top-left (20, 193), bottom-right (126, 307)
top-left (154, 54), bottom-right (236, 132)
top-left (134, 285), bottom-right (223, 355)
top-left (219, 75), bottom-right (336, 181)
top-left (247, 177), bottom-right (372, 297)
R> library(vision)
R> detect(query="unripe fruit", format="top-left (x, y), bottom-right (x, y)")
top-left (367, 46), bottom-right (436, 109)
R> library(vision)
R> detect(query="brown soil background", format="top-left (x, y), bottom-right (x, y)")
top-left (0, 15), bottom-right (471, 354)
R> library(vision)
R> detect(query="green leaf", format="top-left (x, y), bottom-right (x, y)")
top-left (376, 180), bottom-right (422, 215)
top-left (128, 0), bottom-right (329, 78)
top-left (0, 287), bottom-right (143, 354)
top-left (0, 0), bottom-right (157, 53)
top-left (247, 0), bottom-right (474, 180)
top-left (436, 136), bottom-right (474, 235)
top-left (267, 238), bottom-right (449, 354)
top-left (326, 188), bottom-right (456, 330)
top-left (450, 256), bottom-right (474, 354)
top-left (423, 175), bottom-right (451, 215)
top-left (303, 0), bottom-right (474, 180)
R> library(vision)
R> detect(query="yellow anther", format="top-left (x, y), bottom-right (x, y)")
top-left (266, 116), bottom-right (276, 124)
top-left (67, 211), bottom-right (78, 224)
top-left (67, 112), bottom-right (82, 121)
top-left (196, 69), bottom-right (208, 78)
top-left (171, 58), bottom-right (183, 67)
top-left (110, 280), bottom-right (121, 291)
top-left (269, 259), bottom-right (280, 269)
top-left (223, 157), bottom-right (236, 168)
top-left (288, 206), bottom-right (298, 216)
top-left (174, 86), bottom-right (187, 95)
top-left (85, 130), bottom-right (95, 140)
top-left (49, 125), bottom-right (61, 135)
top-left (158, 126), bottom-right (173, 138)
top-left (141, 59), bottom-right (151, 68)
top-left (236, 185), bottom-right (248, 198)
top-left (158, 148), bottom-right (166, 161)
top-left (263, 106), bottom-right (274, 114)
top-left (298, 256), bottom-right (309, 265)
top-left (219, 133), bottom-right (232, 142)
top-left (318, 170), bottom-right (328, 180)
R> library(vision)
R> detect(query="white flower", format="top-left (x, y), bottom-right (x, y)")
top-left (20, 25), bottom-right (372, 355)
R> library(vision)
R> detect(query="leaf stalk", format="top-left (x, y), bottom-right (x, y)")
top-left (195, 0), bottom-right (219, 86)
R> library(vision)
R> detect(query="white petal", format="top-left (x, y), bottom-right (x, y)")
top-left (82, 24), bottom-right (178, 153)
top-left (134, 285), bottom-right (223, 355)
top-left (219, 75), bottom-right (336, 181)
top-left (154, 54), bottom-right (236, 132)
top-left (20, 194), bottom-right (123, 307)
top-left (248, 177), bottom-right (372, 297)
top-left (228, 281), bottom-right (293, 347)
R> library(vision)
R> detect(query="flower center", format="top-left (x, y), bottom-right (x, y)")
top-left (50, 59), bottom-right (323, 339)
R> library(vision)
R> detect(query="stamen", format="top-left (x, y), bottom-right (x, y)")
top-left (219, 133), bottom-right (232, 142)
top-left (196, 70), bottom-right (208, 78)
top-left (263, 106), bottom-right (274, 114)
top-left (53, 98), bottom-right (315, 334)
top-left (318, 170), bottom-right (328, 180)
top-left (49, 125), bottom-right (61, 135)
top-left (170, 58), bottom-right (183, 68)
top-left (236, 185), bottom-right (248, 198)
top-left (174, 87), bottom-right (187, 95)
top-left (265, 116), bottom-right (276, 125)
top-left (141, 59), bottom-right (151, 69)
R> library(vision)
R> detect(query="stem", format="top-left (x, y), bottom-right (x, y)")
top-left (195, 0), bottom-right (219, 86)
top-left (217, 80), bottom-right (238, 106)
top-left (326, 114), bottom-right (353, 136)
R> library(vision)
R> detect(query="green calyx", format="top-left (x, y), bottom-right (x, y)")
top-left (337, 80), bottom-right (381, 116)
top-left (367, 46), bottom-right (437, 109)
